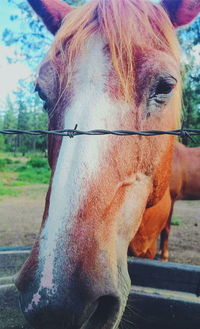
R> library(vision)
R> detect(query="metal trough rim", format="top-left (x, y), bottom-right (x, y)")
top-left (1, 247), bottom-right (200, 329)
top-left (1, 247), bottom-right (200, 295)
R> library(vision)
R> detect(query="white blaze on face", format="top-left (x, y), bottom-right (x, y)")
top-left (35, 34), bottom-right (129, 296)
top-left (24, 35), bottom-right (153, 315)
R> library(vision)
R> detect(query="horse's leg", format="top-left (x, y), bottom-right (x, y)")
top-left (144, 239), bottom-right (157, 259)
top-left (159, 199), bottom-right (175, 261)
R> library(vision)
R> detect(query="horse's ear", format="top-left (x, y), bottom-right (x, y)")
top-left (27, 0), bottom-right (73, 35)
top-left (161, 0), bottom-right (200, 27)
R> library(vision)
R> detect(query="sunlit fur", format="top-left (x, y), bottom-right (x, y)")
top-left (49, 0), bottom-right (181, 104)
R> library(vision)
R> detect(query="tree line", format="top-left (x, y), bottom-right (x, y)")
top-left (0, 80), bottom-right (48, 155)
top-left (0, 0), bottom-right (199, 155)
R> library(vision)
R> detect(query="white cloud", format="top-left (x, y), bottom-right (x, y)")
top-left (0, 45), bottom-right (32, 110)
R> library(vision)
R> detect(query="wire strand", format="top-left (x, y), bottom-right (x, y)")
top-left (0, 128), bottom-right (200, 139)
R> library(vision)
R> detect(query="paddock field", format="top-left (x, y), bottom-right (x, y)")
top-left (0, 185), bottom-right (200, 265)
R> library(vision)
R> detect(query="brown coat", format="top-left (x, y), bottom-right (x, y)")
top-left (129, 143), bottom-right (200, 261)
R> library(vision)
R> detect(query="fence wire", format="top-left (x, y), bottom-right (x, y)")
top-left (0, 128), bottom-right (200, 140)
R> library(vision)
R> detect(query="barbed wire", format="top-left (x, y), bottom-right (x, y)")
top-left (0, 128), bottom-right (200, 140)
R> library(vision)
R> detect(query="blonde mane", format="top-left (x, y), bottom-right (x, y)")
top-left (49, 0), bottom-right (181, 104)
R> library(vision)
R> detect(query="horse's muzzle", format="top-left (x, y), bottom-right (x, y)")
top-left (17, 277), bottom-right (120, 329)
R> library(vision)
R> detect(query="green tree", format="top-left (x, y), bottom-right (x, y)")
top-left (2, 79), bottom-right (48, 154)
top-left (3, 96), bottom-right (18, 152)
top-left (14, 79), bottom-right (48, 154)
top-left (1, 0), bottom-right (85, 154)
top-left (3, 0), bottom-right (85, 68)
top-left (0, 115), bottom-right (5, 151)
top-left (178, 18), bottom-right (200, 146)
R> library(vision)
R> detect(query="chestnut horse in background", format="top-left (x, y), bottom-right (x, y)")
top-left (130, 142), bottom-right (200, 261)
top-left (160, 142), bottom-right (200, 260)
top-left (15, 0), bottom-right (199, 328)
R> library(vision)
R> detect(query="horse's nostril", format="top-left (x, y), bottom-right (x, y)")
top-left (84, 295), bottom-right (120, 329)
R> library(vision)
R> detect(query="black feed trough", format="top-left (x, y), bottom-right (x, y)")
top-left (0, 247), bottom-right (200, 329)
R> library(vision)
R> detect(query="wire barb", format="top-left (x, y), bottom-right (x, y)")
top-left (68, 124), bottom-right (78, 138)
top-left (180, 124), bottom-right (197, 144)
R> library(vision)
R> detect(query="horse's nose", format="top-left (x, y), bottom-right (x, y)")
top-left (20, 289), bottom-right (120, 329)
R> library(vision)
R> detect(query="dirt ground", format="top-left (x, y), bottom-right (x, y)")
top-left (0, 186), bottom-right (199, 265)
top-left (165, 200), bottom-right (200, 265)
top-left (0, 185), bottom-right (47, 247)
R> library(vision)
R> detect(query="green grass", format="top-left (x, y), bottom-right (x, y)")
top-left (17, 167), bottom-right (50, 184)
top-left (0, 183), bottom-right (20, 197)
top-left (171, 217), bottom-right (181, 226)
top-left (0, 153), bottom-right (50, 197)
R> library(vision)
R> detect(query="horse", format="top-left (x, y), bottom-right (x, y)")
top-left (14, 0), bottom-right (199, 328)
top-left (169, 143), bottom-right (200, 201)
top-left (160, 142), bottom-right (200, 260)
top-left (129, 186), bottom-right (172, 259)
top-left (130, 142), bottom-right (200, 261)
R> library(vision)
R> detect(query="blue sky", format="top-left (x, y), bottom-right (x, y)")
top-left (0, 0), bottom-right (31, 110)
top-left (0, 0), bottom-right (20, 35)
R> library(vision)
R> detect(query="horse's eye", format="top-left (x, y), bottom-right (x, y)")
top-left (154, 76), bottom-right (177, 96)
top-left (147, 75), bottom-right (177, 112)
top-left (155, 80), bottom-right (175, 95)
top-left (35, 83), bottom-right (49, 111)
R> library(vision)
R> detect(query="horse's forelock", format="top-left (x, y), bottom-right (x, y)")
top-left (48, 0), bottom-right (181, 104)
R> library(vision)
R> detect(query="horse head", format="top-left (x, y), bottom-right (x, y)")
top-left (15, 0), bottom-right (199, 328)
